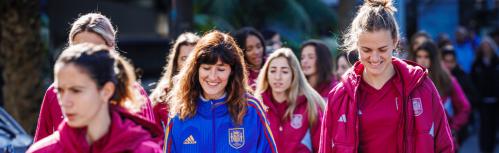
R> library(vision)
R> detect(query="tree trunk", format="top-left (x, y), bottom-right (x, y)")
top-left (0, 0), bottom-right (46, 134)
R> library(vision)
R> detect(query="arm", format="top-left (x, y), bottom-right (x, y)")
top-left (164, 118), bottom-right (176, 153)
top-left (256, 108), bottom-right (278, 153)
top-left (449, 77), bottom-right (471, 131)
top-left (429, 81), bottom-right (455, 153)
top-left (312, 107), bottom-right (324, 153)
top-left (33, 86), bottom-right (57, 142)
top-left (318, 94), bottom-right (333, 153)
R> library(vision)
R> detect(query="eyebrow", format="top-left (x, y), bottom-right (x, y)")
top-left (361, 46), bottom-right (388, 50)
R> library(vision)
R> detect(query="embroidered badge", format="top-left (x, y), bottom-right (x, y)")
top-left (228, 128), bottom-right (245, 149)
top-left (291, 114), bottom-right (303, 129)
top-left (412, 98), bottom-right (423, 116)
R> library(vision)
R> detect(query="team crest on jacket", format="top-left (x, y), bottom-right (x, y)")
top-left (291, 114), bottom-right (303, 129)
top-left (412, 98), bottom-right (423, 116)
top-left (229, 128), bottom-right (245, 149)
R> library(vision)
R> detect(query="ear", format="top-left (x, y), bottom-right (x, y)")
top-left (393, 38), bottom-right (400, 48)
top-left (100, 82), bottom-right (115, 102)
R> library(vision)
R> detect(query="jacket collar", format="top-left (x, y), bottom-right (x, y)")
top-left (197, 93), bottom-right (229, 118)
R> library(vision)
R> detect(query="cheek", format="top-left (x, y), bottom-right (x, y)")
top-left (284, 73), bottom-right (293, 84)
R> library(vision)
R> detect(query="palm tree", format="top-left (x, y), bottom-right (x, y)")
top-left (0, 0), bottom-right (46, 133)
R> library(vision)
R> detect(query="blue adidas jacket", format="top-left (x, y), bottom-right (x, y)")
top-left (164, 95), bottom-right (278, 153)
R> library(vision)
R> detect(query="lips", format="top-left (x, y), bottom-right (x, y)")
top-left (65, 113), bottom-right (76, 121)
top-left (205, 80), bottom-right (220, 87)
top-left (272, 82), bottom-right (284, 88)
top-left (369, 60), bottom-right (383, 68)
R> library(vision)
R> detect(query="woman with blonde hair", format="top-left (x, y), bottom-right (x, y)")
top-left (255, 48), bottom-right (325, 153)
top-left (164, 31), bottom-right (277, 153)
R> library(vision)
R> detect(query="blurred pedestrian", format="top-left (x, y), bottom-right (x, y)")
top-left (414, 41), bottom-right (471, 149)
top-left (149, 32), bottom-right (199, 128)
top-left (454, 26), bottom-right (475, 73)
top-left (234, 27), bottom-right (267, 90)
top-left (300, 40), bottom-right (337, 99)
top-left (261, 28), bottom-right (283, 54)
top-left (471, 37), bottom-right (499, 153)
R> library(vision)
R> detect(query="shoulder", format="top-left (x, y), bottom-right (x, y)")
top-left (27, 132), bottom-right (61, 153)
top-left (327, 82), bottom-right (349, 102)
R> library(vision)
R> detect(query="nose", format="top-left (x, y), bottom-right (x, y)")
top-left (59, 93), bottom-right (73, 109)
top-left (207, 68), bottom-right (217, 80)
top-left (371, 51), bottom-right (381, 62)
top-left (275, 71), bottom-right (282, 80)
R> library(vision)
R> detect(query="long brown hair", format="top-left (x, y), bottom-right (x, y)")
top-left (300, 40), bottom-right (334, 87)
top-left (414, 41), bottom-right (452, 97)
top-left (168, 31), bottom-right (250, 125)
top-left (55, 43), bottom-right (142, 112)
top-left (150, 32), bottom-right (199, 105)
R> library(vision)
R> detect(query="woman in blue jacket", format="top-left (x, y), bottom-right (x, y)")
top-left (164, 30), bottom-right (278, 153)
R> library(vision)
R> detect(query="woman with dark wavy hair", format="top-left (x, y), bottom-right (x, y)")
top-left (164, 31), bottom-right (277, 153)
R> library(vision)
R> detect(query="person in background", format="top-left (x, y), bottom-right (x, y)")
top-left (300, 40), bottom-right (337, 99)
top-left (34, 13), bottom-right (155, 142)
top-left (149, 32), bottom-right (199, 128)
top-left (454, 26), bottom-right (475, 74)
top-left (441, 45), bottom-right (480, 144)
top-left (335, 52), bottom-right (353, 79)
top-left (408, 31), bottom-right (432, 60)
top-left (319, 0), bottom-right (454, 152)
top-left (414, 41), bottom-right (471, 149)
top-left (255, 48), bottom-right (325, 153)
top-left (471, 37), bottom-right (499, 153)
top-left (164, 31), bottom-right (277, 153)
top-left (261, 28), bottom-right (283, 54)
top-left (234, 27), bottom-right (267, 90)
top-left (27, 44), bottom-right (163, 153)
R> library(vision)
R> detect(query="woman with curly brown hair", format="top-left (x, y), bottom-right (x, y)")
top-left (164, 31), bottom-right (277, 153)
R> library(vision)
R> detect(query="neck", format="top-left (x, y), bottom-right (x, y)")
top-left (307, 74), bottom-right (319, 88)
top-left (362, 64), bottom-right (395, 90)
top-left (85, 106), bottom-right (111, 145)
top-left (249, 63), bottom-right (261, 71)
top-left (203, 92), bottom-right (225, 100)
top-left (272, 90), bottom-right (287, 103)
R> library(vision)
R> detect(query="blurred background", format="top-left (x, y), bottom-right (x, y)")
top-left (0, 0), bottom-right (498, 152)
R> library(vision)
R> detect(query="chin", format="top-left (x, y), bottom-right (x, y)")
top-left (66, 121), bottom-right (85, 128)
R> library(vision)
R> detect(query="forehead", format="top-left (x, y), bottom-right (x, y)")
top-left (200, 59), bottom-right (228, 66)
top-left (55, 64), bottom-right (94, 85)
top-left (269, 57), bottom-right (289, 67)
top-left (302, 45), bottom-right (316, 54)
top-left (73, 31), bottom-right (107, 46)
top-left (246, 35), bottom-right (261, 44)
top-left (357, 30), bottom-right (394, 48)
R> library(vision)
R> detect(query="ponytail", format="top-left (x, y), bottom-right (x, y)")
top-left (111, 54), bottom-right (143, 113)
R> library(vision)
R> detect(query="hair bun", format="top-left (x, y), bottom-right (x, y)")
top-left (365, 0), bottom-right (396, 13)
